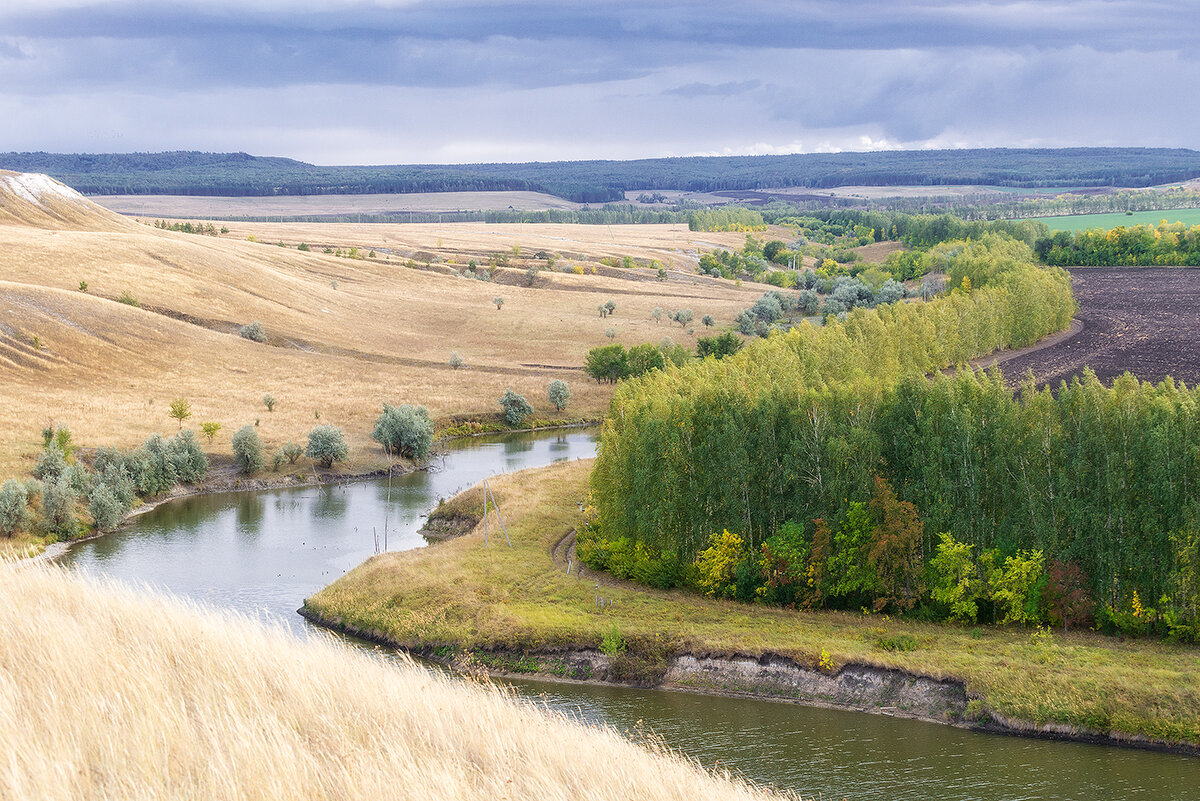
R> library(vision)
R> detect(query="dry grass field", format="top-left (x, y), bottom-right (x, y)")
top-left (0, 560), bottom-right (791, 801)
top-left (0, 172), bottom-right (767, 479)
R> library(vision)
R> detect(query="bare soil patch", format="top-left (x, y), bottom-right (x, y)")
top-left (996, 267), bottom-right (1200, 387)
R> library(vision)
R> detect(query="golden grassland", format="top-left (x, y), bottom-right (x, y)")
top-left (0, 173), bottom-right (770, 480)
top-left (309, 459), bottom-right (1200, 748)
top-left (0, 561), bottom-right (793, 801)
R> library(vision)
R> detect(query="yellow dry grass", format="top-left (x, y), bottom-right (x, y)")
top-left (0, 175), bottom-right (768, 479)
top-left (0, 561), bottom-right (792, 801)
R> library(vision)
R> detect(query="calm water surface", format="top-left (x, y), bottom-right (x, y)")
top-left (59, 429), bottom-right (1200, 801)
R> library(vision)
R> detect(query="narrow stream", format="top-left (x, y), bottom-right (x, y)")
top-left (58, 429), bottom-right (1200, 800)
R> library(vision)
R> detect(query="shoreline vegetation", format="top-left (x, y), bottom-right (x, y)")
top-left (0, 561), bottom-right (791, 801)
top-left (304, 460), bottom-right (1200, 756)
top-left (12, 417), bottom-right (599, 562)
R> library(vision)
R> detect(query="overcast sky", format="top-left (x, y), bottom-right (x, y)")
top-left (1, 1), bottom-right (1197, 164)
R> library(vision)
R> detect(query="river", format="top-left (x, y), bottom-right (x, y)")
top-left (58, 429), bottom-right (1200, 800)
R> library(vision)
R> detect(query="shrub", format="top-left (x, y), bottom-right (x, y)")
top-left (87, 482), bottom-right (125, 531)
top-left (136, 434), bottom-right (178, 495)
top-left (626, 344), bottom-right (665, 377)
top-left (117, 291), bottom-right (139, 307)
top-left (547, 379), bottom-right (571, 411)
top-left (605, 326), bottom-right (617, 340)
top-left (279, 441), bottom-right (304, 465)
top-left (449, 351), bottom-right (464, 370)
top-left (493, 296), bottom-right (505, 310)
top-left (701, 314), bottom-right (715, 328)
top-left (167, 430), bottom-right (208, 484)
top-left (499, 389), bottom-right (533, 426)
top-left (0, 480), bottom-right (30, 536)
top-left (306, 425), bottom-right (348, 468)
top-left (263, 394), bottom-right (276, 412)
top-left (671, 309), bottom-right (693, 327)
top-left (372, 404), bottom-right (434, 459)
top-left (40, 474), bottom-right (78, 537)
top-left (651, 307), bottom-right (663, 324)
top-left (231, 426), bottom-right (264, 474)
top-left (693, 529), bottom-right (744, 599)
top-left (604, 300), bottom-right (616, 315)
top-left (200, 421), bottom-right (222, 442)
top-left (239, 321), bottom-right (267, 343)
top-left (34, 443), bottom-right (67, 482)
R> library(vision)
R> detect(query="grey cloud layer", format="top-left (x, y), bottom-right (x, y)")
top-left (0, 1), bottom-right (1196, 162)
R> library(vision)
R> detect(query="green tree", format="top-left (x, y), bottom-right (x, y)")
top-left (200, 422), bottom-right (222, 443)
top-left (306, 425), bottom-right (349, 468)
top-left (499, 389), bottom-right (534, 426)
top-left (696, 331), bottom-right (742, 360)
top-left (989, 550), bottom-right (1046, 626)
top-left (585, 344), bottom-right (628, 384)
top-left (547, 379), bottom-right (571, 411)
top-left (493, 296), bottom-right (505, 310)
top-left (0, 480), bottom-right (30, 536)
top-left (929, 533), bottom-right (982, 622)
top-left (372, 404), bottom-right (434, 459)
top-left (168, 397), bottom-right (192, 430)
top-left (231, 425), bottom-right (264, 474)
top-left (262, 394), bottom-right (276, 412)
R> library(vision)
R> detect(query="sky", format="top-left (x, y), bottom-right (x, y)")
top-left (1, 0), bottom-right (1198, 165)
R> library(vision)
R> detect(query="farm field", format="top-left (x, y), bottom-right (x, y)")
top-left (93, 191), bottom-right (582, 218)
top-left (1032, 208), bottom-right (1200, 231)
top-left (0, 172), bottom-right (768, 480)
top-left (993, 267), bottom-right (1200, 387)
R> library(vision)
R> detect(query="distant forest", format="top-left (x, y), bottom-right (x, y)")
top-left (3, 148), bottom-right (1200, 203)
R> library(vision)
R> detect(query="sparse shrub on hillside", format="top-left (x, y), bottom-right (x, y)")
top-left (272, 450), bottom-right (285, 472)
top-left (306, 425), bottom-right (348, 469)
top-left (604, 300), bottom-right (616, 316)
top-left (200, 422), bottom-right (222, 443)
top-left (651, 307), bottom-right (663, 324)
top-left (168, 397), bottom-right (192, 429)
top-left (372, 404), bottom-right (434, 459)
top-left (449, 351), bottom-right (464, 370)
top-left (493, 296), bottom-right (505, 310)
top-left (499, 389), bottom-right (533, 426)
top-left (0, 480), bottom-right (30, 536)
top-left (605, 327), bottom-right (617, 340)
top-left (239, 322), bottom-right (267, 343)
top-left (231, 426), bottom-right (264, 474)
top-left (87, 482), bottom-right (125, 531)
top-left (117, 291), bottom-right (139, 307)
top-left (701, 314), bottom-right (715, 328)
top-left (671, 309), bottom-right (693, 327)
top-left (278, 441), bottom-right (304, 465)
top-left (78, 281), bottom-right (88, 292)
top-left (547, 379), bottom-right (571, 411)
top-left (525, 267), bottom-right (539, 286)
top-left (33, 443), bottom-right (67, 482)
top-left (263, 394), bottom-right (276, 412)
top-left (597, 304), bottom-right (608, 319)
top-left (297, 243), bottom-right (310, 251)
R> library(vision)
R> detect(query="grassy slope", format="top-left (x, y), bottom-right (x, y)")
top-left (308, 459), bottom-right (1200, 747)
top-left (0, 175), bottom-right (771, 480)
top-left (0, 561), bottom-right (790, 801)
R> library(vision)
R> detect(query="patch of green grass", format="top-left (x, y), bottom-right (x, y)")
top-left (438, 416), bottom-right (597, 439)
top-left (307, 459), bottom-right (1200, 747)
top-left (1030, 207), bottom-right (1200, 232)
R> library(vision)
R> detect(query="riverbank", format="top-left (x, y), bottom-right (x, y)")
top-left (305, 459), bottom-right (1200, 756)
top-left (21, 419), bottom-right (599, 564)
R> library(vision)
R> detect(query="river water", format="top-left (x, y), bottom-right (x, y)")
top-left (59, 429), bottom-right (1200, 800)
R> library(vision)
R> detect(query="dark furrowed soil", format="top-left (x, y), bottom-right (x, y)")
top-left (999, 267), bottom-right (1200, 387)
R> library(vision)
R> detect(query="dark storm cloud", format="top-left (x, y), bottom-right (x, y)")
top-left (0, 1), bottom-right (1196, 162)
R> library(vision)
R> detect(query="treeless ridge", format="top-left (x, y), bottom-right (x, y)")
top-left (0, 174), bottom-right (768, 478)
